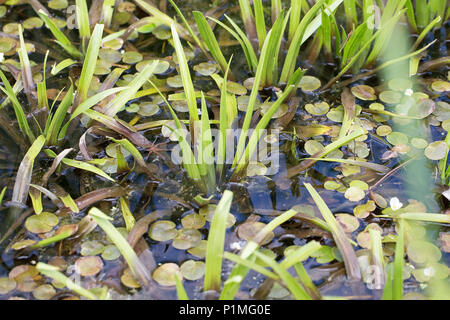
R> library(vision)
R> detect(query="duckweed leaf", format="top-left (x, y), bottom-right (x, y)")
top-left (25, 212), bottom-right (58, 234)
top-left (351, 85), bottom-right (376, 100)
top-left (299, 76), bottom-right (321, 91)
top-left (172, 229), bottom-right (202, 250)
top-left (148, 220), bottom-right (177, 241)
top-left (424, 141), bottom-right (448, 160)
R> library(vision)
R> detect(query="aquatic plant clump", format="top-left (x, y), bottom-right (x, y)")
top-left (0, 0), bottom-right (449, 301)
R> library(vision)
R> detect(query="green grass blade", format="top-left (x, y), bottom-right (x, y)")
top-left (210, 15), bottom-right (258, 72)
top-left (46, 83), bottom-right (74, 145)
top-left (253, 0), bottom-right (267, 49)
top-left (193, 11), bottom-right (229, 75)
top-left (304, 183), bottom-right (361, 280)
top-left (51, 58), bottom-right (77, 76)
top-left (204, 190), bottom-right (233, 292)
top-left (253, 251), bottom-right (312, 300)
top-left (37, 263), bottom-right (99, 300)
top-left (103, 62), bottom-right (158, 117)
top-left (60, 158), bottom-right (115, 182)
top-left (171, 24), bottom-right (199, 130)
top-left (199, 92), bottom-right (216, 191)
top-left (37, 10), bottom-right (82, 59)
top-left (89, 207), bottom-right (151, 287)
top-left (280, 240), bottom-right (322, 269)
top-left (0, 186), bottom-right (6, 207)
top-left (149, 80), bottom-right (201, 180)
top-left (76, 24), bottom-right (104, 104)
top-left (12, 135), bottom-right (45, 205)
top-left (0, 70), bottom-right (35, 143)
top-left (75, 0), bottom-right (90, 51)
top-left (119, 197), bottom-right (136, 232)
top-left (223, 251), bottom-right (279, 279)
top-left (392, 219), bottom-right (404, 300)
top-left (175, 274), bottom-right (189, 300)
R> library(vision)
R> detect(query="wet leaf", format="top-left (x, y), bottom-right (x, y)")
top-left (246, 162), bottom-right (267, 176)
top-left (379, 91), bottom-right (402, 104)
top-left (299, 76), bottom-right (321, 91)
top-left (326, 106), bottom-right (344, 122)
top-left (304, 139), bottom-right (324, 155)
top-left (431, 80), bottom-right (450, 92)
top-left (23, 17), bottom-right (43, 29)
top-left (122, 51), bottom-right (143, 64)
top-left (11, 239), bottom-right (36, 250)
top-left (310, 245), bottom-right (334, 263)
top-left (0, 278), bottom-right (16, 295)
top-left (336, 214), bottom-right (360, 233)
top-left (439, 232), bottom-right (450, 253)
top-left (237, 221), bottom-right (274, 245)
top-left (193, 62), bottom-right (218, 76)
top-left (99, 48), bottom-right (122, 64)
top-left (48, 0), bottom-right (68, 10)
top-left (354, 200), bottom-right (376, 218)
top-left (324, 180), bottom-right (343, 190)
top-left (424, 141), bottom-right (448, 160)
top-left (80, 240), bottom-right (105, 256)
top-left (121, 267), bottom-right (141, 288)
top-left (344, 186), bottom-right (365, 202)
top-left (261, 102), bottom-right (288, 118)
top-left (25, 212), bottom-right (58, 234)
top-left (305, 102), bottom-right (330, 115)
top-left (376, 125), bottom-right (392, 136)
top-left (181, 213), bottom-right (206, 229)
top-left (101, 245), bottom-right (121, 261)
top-left (388, 78), bottom-right (413, 92)
top-left (407, 240), bottom-right (441, 264)
top-left (386, 132), bottom-right (408, 145)
top-left (137, 102), bottom-right (159, 116)
top-left (75, 256), bottom-right (104, 277)
top-left (187, 240), bottom-right (207, 258)
top-left (411, 137), bottom-right (428, 149)
top-left (152, 263), bottom-right (183, 286)
top-left (351, 85), bottom-right (376, 100)
top-left (172, 229), bottom-right (202, 250)
top-left (180, 260), bottom-right (205, 281)
top-left (167, 75), bottom-right (183, 88)
top-left (148, 220), bottom-right (177, 242)
top-left (32, 284), bottom-right (56, 300)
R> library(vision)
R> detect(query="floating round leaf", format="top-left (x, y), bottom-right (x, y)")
top-left (0, 6), bottom-right (6, 18)
top-left (354, 200), bottom-right (376, 218)
top-left (439, 232), bottom-right (450, 253)
top-left (126, 103), bottom-right (139, 113)
top-left (237, 221), bottom-right (273, 245)
top-left (0, 37), bottom-right (15, 53)
top-left (181, 213), bottom-right (206, 229)
top-left (25, 212), bottom-right (58, 234)
top-left (379, 90), bottom-right (402, 104)
top-left (193, 62), bottom-right (218, 76)
top-left (386, 131), bottom-right (408, 146)
top-left (410, 137), bottom-right (428, 149)
top-left (148, 220), bottom-right (177, 242)
top-left (442, 119), bottom-right (450, 132)
top-left (172, 100), bottom-right (189, 112)
top-left (326, 106), bottom-right (344, 122)
top-left (172, 229), bottom-right (202, 250)
top-left (344, 186), bottom-right (365, 202)
top-left (351, 85), bottom-right (376, 100)
top-left (324, 180), bottom-right (342, 190)
top-left (311, 245), bottom-right (335, 263)
top-left (424, 141), bottom-right (448, 160)
top-left (48, 0), bottom-right (68, 10)
top-left (369, 103), bottom-right (384, 111)
top-left (237, 95), bottom-right (261, 111)
top-left (102, 245), bottom-right (121, 261)
top-left (226, 81), bottom-right (247, 95)
top-left (246, 162), bottom-right (267, 176)
top-left (75, 256), bottom-right (104, 277)
top-left (407, 240), bottom-right (441, 264)
top-left (122, 51), bottom-right (143, 64)
top-left (431, 80), bottom-right (450, 92)
top-left (349, 180), bottom-right (369, 191)
top-left (152, 263), bottom-right (182, 286)
top-left (137, 102), bottom-right (159, 116)
top-left (299, 76), bottom-right (321, 91)
top-left (23, 17), bottom-right (43, 29)
top-left (180, 260), bottom-right (205, 281)
top-left (153, 25), bottom-right (171, 40)
top-left (0, 278), bottom-right (16, 295)
top-left (305, 102), bottom-right (330, 115)
top-left (99, 48), bottom-right (122, 64)
top-left (103, 38), bottom-right (123, 50)
top-left (376, 125), bottom-right (392, 136)
top-left (357, 231), bottom-right (371, 248)
top-left (3, 23), bottom-right (19, 35)
top-left (9, 265), bottom-right (39, 292)
top-left (166, 75), bottom-right (183, 88)
top-left (121, 267), bottom-right (141, 288)
top-left (136, 60), bottom-right (170, 74)
top-left (304, 139), bottom-right (324, 155)
top-left (32, 284), bottom-right (56, 300)
top-left (388, 78), bottom-right (413, 92)
top-left (408, 99), bottom-right (435, 119)
top-left (80, 240), bottom-right (105, 256)
top-left (336, 214), bottom-right (360, 233)
top-left (48, 257), bottom-right (67, 271)
top-left (187, 240), bottom-right (207, 258)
